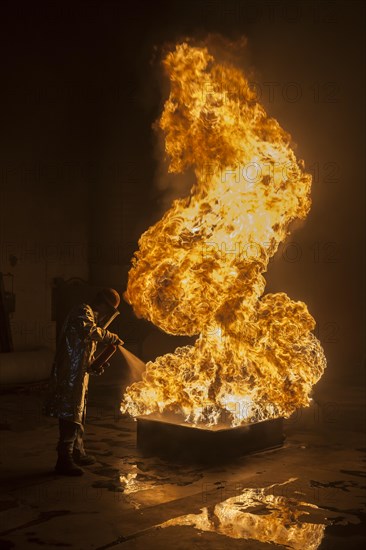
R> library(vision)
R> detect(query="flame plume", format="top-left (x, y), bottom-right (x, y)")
top-left (121, 42), bottom-right (326, 426)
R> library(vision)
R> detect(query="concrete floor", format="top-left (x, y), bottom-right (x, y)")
top-left (0, 376), bottom-right (365, 550)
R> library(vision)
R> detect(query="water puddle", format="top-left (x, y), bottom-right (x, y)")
top-left (158, 478), bottom-right (340, 549)
top-left (92, 457), bottom-right (204, 508)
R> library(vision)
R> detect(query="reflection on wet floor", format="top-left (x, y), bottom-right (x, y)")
top-left (118, 464), bottom-right (159, 508)
top-left (0, 390), bottom-right (365, 549)
top-left (91, 456), bottom-right (205, 508)
top-left (160, 478), bottom-right (326, 549)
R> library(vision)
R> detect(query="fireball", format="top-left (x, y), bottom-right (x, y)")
top-left (121, 42), bottom-right (326, 426)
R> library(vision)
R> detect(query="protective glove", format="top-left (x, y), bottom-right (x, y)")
top-left (109, 333), bottom-right (124, 346)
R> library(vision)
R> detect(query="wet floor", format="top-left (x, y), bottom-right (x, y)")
top-left (0, 383), bottom-right (365, 549)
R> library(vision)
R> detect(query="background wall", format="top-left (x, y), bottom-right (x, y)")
top-left (0, 0), bottom-right (364, 385)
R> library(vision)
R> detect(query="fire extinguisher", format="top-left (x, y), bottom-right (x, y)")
top-left (88, 343), bottom-right (118, 374)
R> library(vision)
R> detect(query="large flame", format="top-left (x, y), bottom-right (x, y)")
top-left (121, 42), bottom-right (326, 426)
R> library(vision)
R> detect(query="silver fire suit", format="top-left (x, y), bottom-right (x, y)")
top-left (43, 303), bottom-right (120, 424)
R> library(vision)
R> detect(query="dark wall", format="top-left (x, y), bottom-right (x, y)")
top-left (0, 1), bottom-right (364, 382)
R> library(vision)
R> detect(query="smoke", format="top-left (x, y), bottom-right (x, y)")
top-left (152, 130), bottom-right (195, 212)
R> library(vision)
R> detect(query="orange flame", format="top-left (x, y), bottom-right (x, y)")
top-left (121, 42), bottom-right (326, 426)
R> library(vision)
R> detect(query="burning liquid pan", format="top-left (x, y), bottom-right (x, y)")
top-left (137, 415), bottom-right (285, 463)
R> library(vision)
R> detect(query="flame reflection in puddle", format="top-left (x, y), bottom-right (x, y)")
top-left (119, 466), bottom-right (155, 495)
top-left (160, 479), bottom-right (326, 549)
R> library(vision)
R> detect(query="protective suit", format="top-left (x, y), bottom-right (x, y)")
top-left (44, 303), bottom-right (120, 424)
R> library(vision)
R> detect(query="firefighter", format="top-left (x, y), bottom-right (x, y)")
top-left (43, 288), bottom-right (123, 476)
